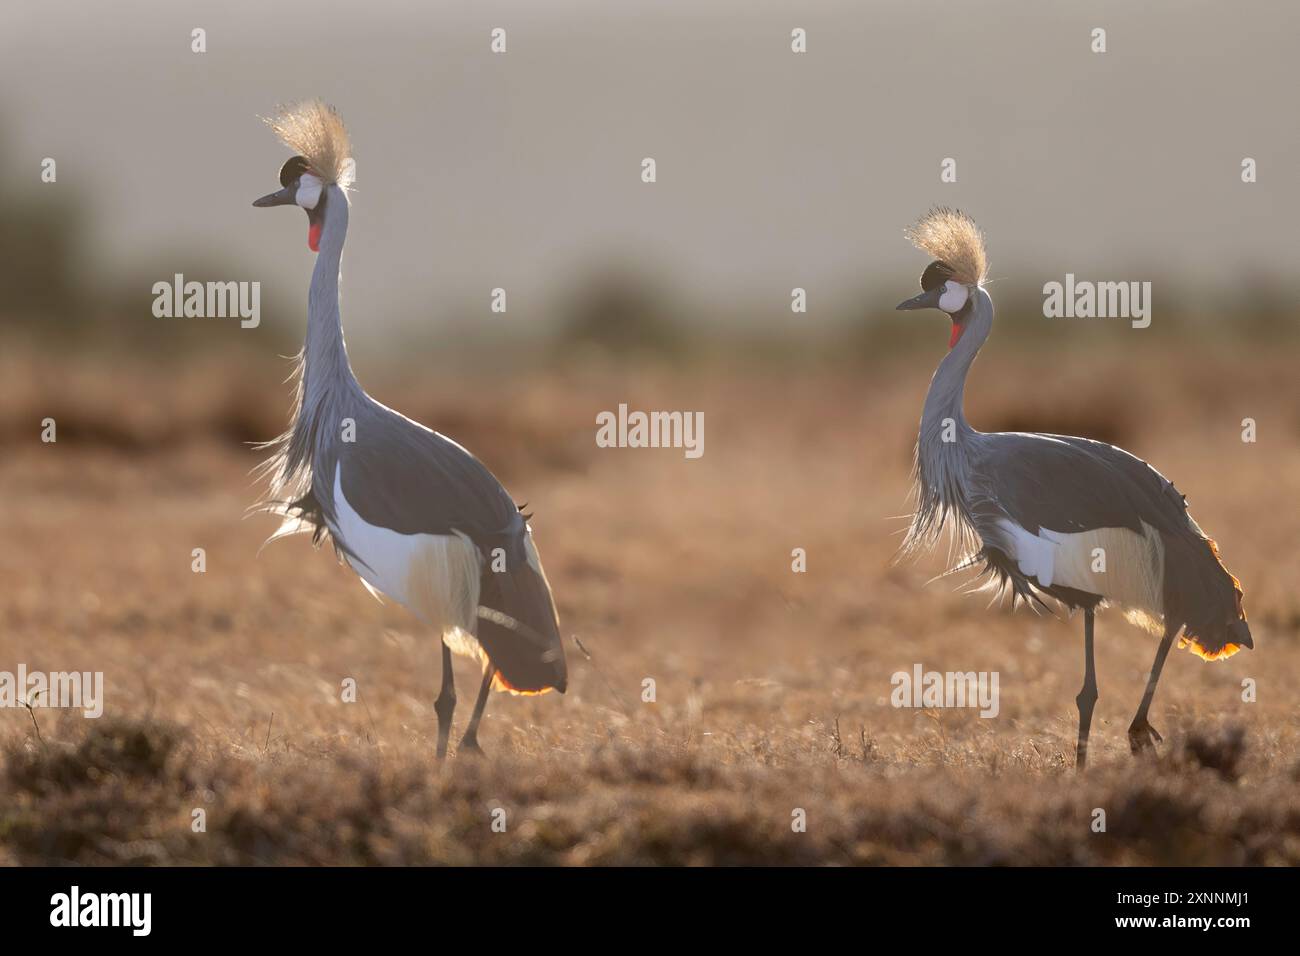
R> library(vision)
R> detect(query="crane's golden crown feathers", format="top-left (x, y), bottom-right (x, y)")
top-left (264, 100), bottom-right (354, 189)
top-left (905, 207), bottom-right (987, 287)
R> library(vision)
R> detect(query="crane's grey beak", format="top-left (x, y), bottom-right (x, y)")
top-left (252, 185), bottom-right (296, 208)
top-left (896, 287), bottom-right (945, 311)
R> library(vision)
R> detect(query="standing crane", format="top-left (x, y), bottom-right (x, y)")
top-left (251, 101), bottom-right (566, 757)
top-left (895, 208), bottom-right (1251, 768)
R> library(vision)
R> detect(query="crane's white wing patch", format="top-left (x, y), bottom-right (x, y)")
top-left (994, 517), bottom-right (1164, 624)
top-left (329, 464), bottom-right (484, 656)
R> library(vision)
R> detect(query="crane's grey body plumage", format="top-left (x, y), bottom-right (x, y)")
top-left (898, 208), bottom-right (1250, 766)
top-left (253, 102), bottom-right (565, 757)
top-left (905, 285), bottom-right (1250, 660)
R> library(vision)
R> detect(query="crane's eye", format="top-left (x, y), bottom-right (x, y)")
top-left (296, 173), bottom-right (323, 210)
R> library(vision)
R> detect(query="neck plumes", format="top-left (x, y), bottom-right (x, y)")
top-left (258, 185), bottom-right (361, 526)
top-left (904, 288), bottom-right (993, 557)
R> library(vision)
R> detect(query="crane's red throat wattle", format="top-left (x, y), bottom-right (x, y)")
top-left (308, 222), bottom-right (322, 252)
top-left (949, 318), bottom-right (964, 348)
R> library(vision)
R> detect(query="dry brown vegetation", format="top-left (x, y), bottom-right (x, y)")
top-left (1, 341), bottom-right (1298, 865)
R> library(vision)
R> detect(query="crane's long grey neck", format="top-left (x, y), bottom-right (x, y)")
top-left (259, 184), bottom-right (363, 535)
top-left (906, 288), bottom-right (993, 555)
top-left (920, 288), bottom-right (992, 444)
top-left (303, 186), bottom-right (361, 406)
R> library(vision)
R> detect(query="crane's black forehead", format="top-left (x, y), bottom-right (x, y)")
top-left (279, 155), bottom-right (312, 187)
top-left (920, 260), bottom-right (955, 291)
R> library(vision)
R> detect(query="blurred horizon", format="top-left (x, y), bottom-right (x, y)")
top-left (2, 0), bottom-right (1297, 354)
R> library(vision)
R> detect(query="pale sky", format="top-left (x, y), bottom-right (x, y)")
top-left (2, 0), bottom-right (1294, 336)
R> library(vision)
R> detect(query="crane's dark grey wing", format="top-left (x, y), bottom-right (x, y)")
top-left (969, 432), bottom-right (1193, 538)
top-left (334, 408), bottom-right (567, 693)
top-left (339, 411), bottom-right (522, 549)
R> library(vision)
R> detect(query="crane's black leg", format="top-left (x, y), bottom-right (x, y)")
top-left (458, 666), bottom-right (495, 755)
top-left (1075, 608), bottom-right (1099, 770)
top-left (434, 640), bottom-right (456, 760)
top-left (1128, 625), bottom-right (1176, 755)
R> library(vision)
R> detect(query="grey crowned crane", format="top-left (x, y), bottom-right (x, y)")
top-left (896, 208), bottom-right (1251, 769)
top-left (251, 101), bottom-right (566, 757)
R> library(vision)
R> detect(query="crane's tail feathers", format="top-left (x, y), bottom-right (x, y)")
top-left (1162, 535), bottom-right (1252, 661)
top-left (1178, 614), bottom-right (1252, 661)
top-left (476, 607), bottom-right (564, 694)
top-left (475, 557), bottom-right (567, 695)
top-left (1178, 625), bottom-right (1251, 662)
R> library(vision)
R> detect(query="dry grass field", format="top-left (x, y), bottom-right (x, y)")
top-left (1, 341), bottom-right (1297, 865)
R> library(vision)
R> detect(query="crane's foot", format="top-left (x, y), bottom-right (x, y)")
top-left (1127, 719), bottom-right (1163, 755)
top-left (458, 735), bottom-right (485, 757)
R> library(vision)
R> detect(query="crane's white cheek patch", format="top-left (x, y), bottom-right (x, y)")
top-left (330, 465), bottom-right (485, 657)
top-left (995, 518), bottom-right (1165, 624)
top-left (296, 174), bottom-right (322, 210)
top-left (938, 281), bottom-right (968, 313)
